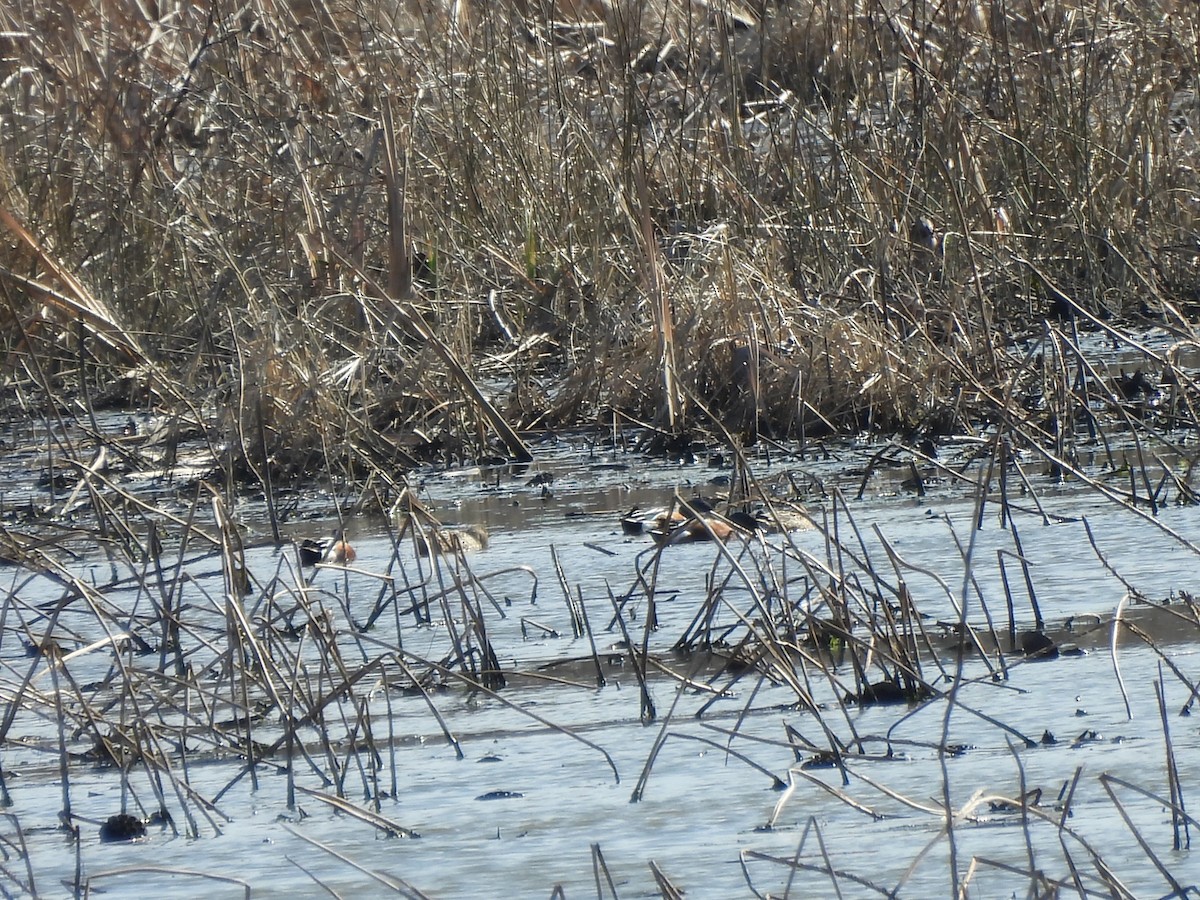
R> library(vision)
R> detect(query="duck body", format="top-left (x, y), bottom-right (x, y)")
top-left (298, 538), bottom-right (325, 566)
top-left (621, 503), bottom-right (736, 545)
top-left (414, 523), bottom-right (489, 557)
top-left (619, 508), bottom-right (647, 536)
top-left (651, 515), bottom-right (733, 545)
top-left (327, 540), bottom-right (356, 565)
top-left (324, 529), bottom-right (356, 565)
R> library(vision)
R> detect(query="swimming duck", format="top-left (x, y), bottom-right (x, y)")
top-left (621, 498), bottom-right (717, 536)
top-left (324, 529), bottom-right (357, 565)
top-left (621, 497), bottom-right (736, 545)
top-left (651, 514), bottom-right (733, 545)
top-left (414, 523), bottom-right (489, 557)
top-left (619, 507), bottom-right (647, 536)
top-left (298, 538), bottom-right (325, 566)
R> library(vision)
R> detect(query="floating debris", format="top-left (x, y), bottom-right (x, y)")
top-left (476, 790), bottom-right (524, 801)
top-left (800, 750), bottom-right (840, 770)
top-left (1020, 631), bottom-right (1059, 659)
top-left (847, 680), bottom-right (932, 706)
top-left (989, 787), bottom-right (1044, 813)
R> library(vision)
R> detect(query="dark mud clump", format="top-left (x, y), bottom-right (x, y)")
top-left (1020, 631), bottom-right (1059, 659)
top-left (847, 679), bottom-right (933, 706)
top-left (99, 814), bottom-right (146, 843)
top-left (476, 790), bottom-right (524, 801)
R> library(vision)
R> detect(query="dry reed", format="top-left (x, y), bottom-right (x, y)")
top-left (0, 0), bottom-right (1193, 478)
top-left (0, 1), bottom-right (1198, 895)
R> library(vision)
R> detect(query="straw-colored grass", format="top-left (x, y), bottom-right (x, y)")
top-left (0, 0), bottom-right (1197, 476)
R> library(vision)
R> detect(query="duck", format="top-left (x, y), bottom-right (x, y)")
top-left (414, 523), bottom-right (489, 557)
top-left (651, 514), bottom-right (733, 545)
top-left (641, 503), bottom-right (735, 545)
top-left (621, 498), bottom-right (720, 538)
top-left (297, 538), bottom-right (325, 567)
top-left (618, 506), bottom-right (677, 537)
top-left (619, 507), bottom-right (647, 536)
top-left (326, 529), bottom-right (357, 564)
top-left (618, 495), bottom-right (739, 545)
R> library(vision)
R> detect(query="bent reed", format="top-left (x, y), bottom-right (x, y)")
top-left (0, 5), bottom-right (1199, 891)
top-left (0, 0), bottom-right (1197, 480)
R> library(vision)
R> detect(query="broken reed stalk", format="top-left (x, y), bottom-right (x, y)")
top-left (1110, 592), bottom-right (1136, 721)
top-left (575, 587), bottom-right (607, 689)
top-left (294, 785), bottom-right (417, 838)
top-left (1099, 774), bottom-right (1193, 896)
top-left (606, 581), bottom-right (655, 723)
top-left (550, 544), bottom-right (585, 638)
top-left (421, 549), bottom-right (474, 678)
top-left (283, 826), bottom-right (431, 897)
top-left (591, 843), bottom-right (620, 900)
top-left (1003, 515), bottom-right (1044, 632)
top-left (0, 813), bottom-right (37, 895)
top-left (647, 859), bottom-right (685, 900)
top-left (84, 868), bottom-right (252, 899)
top-left (629, 660), bottom-right (691, 804)
top-left (455, 572), bottom-right (506, 692)
top-left (1005, 739), bottom-right (1041, 892)
top-left (46, 646), bottom-right (74, 831)
top-left (1120, 620), bottom-right (1200, 709)
top-left (740, 848), bottom-right (892, 897)
top-left (996, 551), bottom-right (1019, 655)
top-left (1154, 669), bottom-right (1190, 851)
top-left (667, 732), bottom-right (786, 790)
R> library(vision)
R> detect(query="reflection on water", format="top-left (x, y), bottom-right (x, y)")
top-left (1, 434), bottom-right (1199, 897)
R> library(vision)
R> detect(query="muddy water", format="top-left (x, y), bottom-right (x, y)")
top-left (2, 434), bottom-right (1200, 897)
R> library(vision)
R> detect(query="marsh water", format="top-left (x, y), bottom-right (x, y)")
top-left (2, 418), bottom-right (1200, 898)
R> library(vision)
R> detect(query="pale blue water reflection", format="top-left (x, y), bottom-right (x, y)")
top-left (2, 443), bottom-right (1199, 897)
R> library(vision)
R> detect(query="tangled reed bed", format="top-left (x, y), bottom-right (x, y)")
top-left (0, 0), bottom-right (1199, 893)
top-left (0, 0), bottom-right (1197, 479)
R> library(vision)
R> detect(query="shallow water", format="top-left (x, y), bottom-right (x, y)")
top-left (2, 427), bottom-right (1200, 898)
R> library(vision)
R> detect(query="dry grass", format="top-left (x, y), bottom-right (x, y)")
top-left (1, 7), bottom-right (1198, 892)
top-left (0, 0), bottom-right (1197, 476)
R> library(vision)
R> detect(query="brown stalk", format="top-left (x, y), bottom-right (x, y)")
top-left (0, 212), bottom-right (144, 365)
top-left (325, 244), bottom-right (532, 462)
top-left (1099, 773), bottom-right (1192, 896)
top-left (740, 849), bottom-right (892, 898)
top-left (85, 868), bottom-right (252, 898)
top-left (1154, 671), bottom-right (1191, 852)
top-left (283, 826), bottom-right (432, 898)
top-left (294, 785), bottom-right (418, 839)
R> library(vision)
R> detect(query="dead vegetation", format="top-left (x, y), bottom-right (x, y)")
top-left (0, 432), bottom-right (1197, 894)
top-left (0, 0), bottom-right (1196, 479)
top-left (1, 1), bottom-right (1199, 893)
